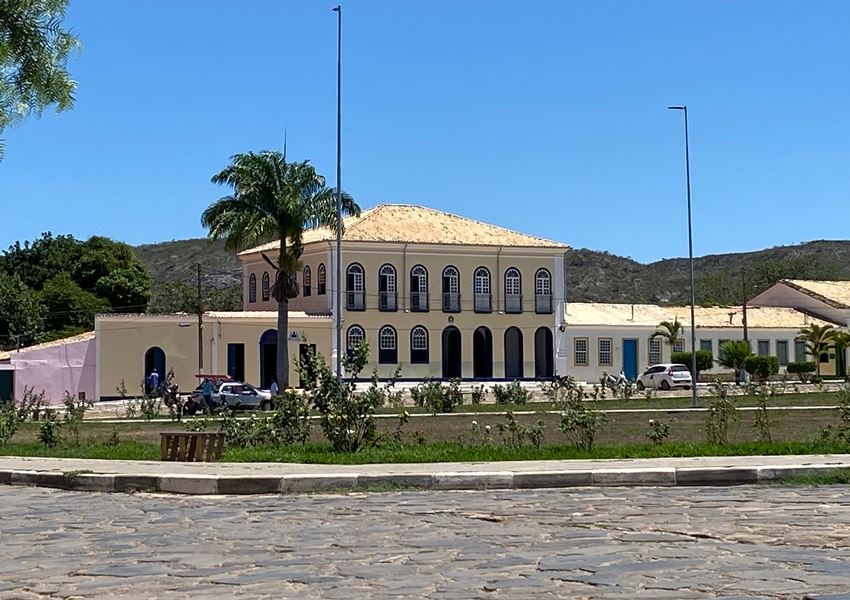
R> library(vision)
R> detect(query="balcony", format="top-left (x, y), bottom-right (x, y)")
top-left (535, 294), bottom-right (553, 314)
top-left (346, 290), bottom-right (365, 311)
top-left (379, 291), bottom-right (398, 312)
top-left (474, 293), bottom-right (492, 313)
top-left (505, 294), bottom-right (523, 314)
top-left (411, 292), bottom-right (429, 312)
top-left (442, 292), bottom-right (461, 313)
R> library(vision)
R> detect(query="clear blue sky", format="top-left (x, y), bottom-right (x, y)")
top-left (2, 0), bottom-right (848, 263)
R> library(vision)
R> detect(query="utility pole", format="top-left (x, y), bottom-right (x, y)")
top-left (742, 268), bottom-right (748, 344)
top-left (197, 263), bottom-right (204, 375)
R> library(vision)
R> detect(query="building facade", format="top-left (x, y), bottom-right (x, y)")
top-left (238, 204), bottom-right (570, 381)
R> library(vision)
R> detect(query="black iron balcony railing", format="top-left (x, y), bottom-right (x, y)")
top-left (411, 292), bottom-right (429, 312)
top-left (442, 292), bottom-right (461, 313)
top-left (379, 291), bottom-right (398, 312)
top-left (474, 293), bottom-right (492, 313)
top-left (347, 290), bottom-right (365, 311)
top-left (505, 294), bottom-right (523, 314)
top-left (535, 294), bottom-right (553, 314)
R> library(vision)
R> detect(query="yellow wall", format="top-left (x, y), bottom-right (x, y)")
top-left (243, 245), bottom-right (332, 315)
top-left (240, 241), bottom-right (565, 381)
top-left (96, 314), bottom-right (332, 399)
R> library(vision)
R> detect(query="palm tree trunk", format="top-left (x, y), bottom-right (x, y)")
top-left (277, 298), bottom-right (289, 389)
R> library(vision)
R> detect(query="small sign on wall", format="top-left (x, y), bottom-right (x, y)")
top-left (288, 331), bottom-right (301, 341)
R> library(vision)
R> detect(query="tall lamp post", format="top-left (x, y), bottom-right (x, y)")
top-left (668, 105), bottom-right (698, 408)
top-left (333, 5), bottom-right (343, 379)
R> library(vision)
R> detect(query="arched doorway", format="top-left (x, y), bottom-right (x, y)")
top-left (442, 326), bottom-right (462, 379)
top-left (534, 327), bottom-right (554, 379)
top-left (504, 327), bottom-right (523, 379)
top-left (259, 329), bottom-right (277, 388)
top-left (144, 347), bottom-right (166, 394)
top-left (473, 326), bottom-right (493, 379)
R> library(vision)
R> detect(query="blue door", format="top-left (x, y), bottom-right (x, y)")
top-left (622, 339), bottom-right (637, 381)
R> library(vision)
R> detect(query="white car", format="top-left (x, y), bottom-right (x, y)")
top-left (218, 382), bottom-right (273, 411)
top-left (636, 364), bottom-right (692, 391)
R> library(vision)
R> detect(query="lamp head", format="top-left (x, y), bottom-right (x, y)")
top-left (668, 106), bottom-right (686, 111)
top-left (332, 5), bottom-right (340, 11)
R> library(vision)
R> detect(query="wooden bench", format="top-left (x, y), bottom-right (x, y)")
top-left (160, 432), bottom-right (225, 462)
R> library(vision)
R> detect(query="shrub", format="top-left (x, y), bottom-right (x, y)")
top-left (38, 412), bottom-right (61, 448)
top-left (411, 379), bottom-right (463, 414)
top-left (303, 341), bottom-right (384, 452)
top-left (16, 387), bottom-right (46, 421)
top-left (470, 384), bottom-right (485, 405)
top-left (0, 401), bottom-right (20, 446)
top-left (743, 356), bottom-right (780, 385)
top-left (492, 380), bottom-right (529, 405)
top-left (787, 361), bottom-right (816, 383)
top-left (646, 419), bottom-right (669, 445)
top-left (550, 376), bottom-right (606, 450)
top-left (139, 396), bottom-right (162, 421)
top-left (706, 377), bottom-right (739, 445)
top-left (62, 391), bottom-right (89, 446)
top-left (269, 389), bottom-right (313, 445)
top-left (671, 350), bottom-right (714, 382)
top-left (542, 375), bottom-right (584, 410)
top-left (496, 411), bottom-right (545, 449)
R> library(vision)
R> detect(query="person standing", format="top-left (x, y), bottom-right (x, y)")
top-left (270, 378), bottom-right (279, 397)
top-left (202, 378), bottom-right (214, 413)
top-left (148, 369), bottom-right (160, 396)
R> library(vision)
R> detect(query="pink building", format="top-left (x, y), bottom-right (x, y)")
top-left (0, 332), bottom-right (96, 405)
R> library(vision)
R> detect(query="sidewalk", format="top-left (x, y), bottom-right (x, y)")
top-left (1, 453), bottom-right (849, 495)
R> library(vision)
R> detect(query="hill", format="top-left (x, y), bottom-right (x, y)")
top-left (133, 238), bottom-right (850, 308)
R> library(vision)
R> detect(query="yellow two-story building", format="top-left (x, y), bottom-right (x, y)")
top-left (239, 204), bottom-right (569, 385)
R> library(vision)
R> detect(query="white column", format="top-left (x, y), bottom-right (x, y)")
top-left (211, 320), bottom-right (219, 374)
top-left (554, 253), bottom-right (568, 375)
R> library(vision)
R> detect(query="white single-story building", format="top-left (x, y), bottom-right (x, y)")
top-left (561, 302), bottom-right (840, 383)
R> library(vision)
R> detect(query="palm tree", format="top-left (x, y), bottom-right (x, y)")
top-left (650, 318), bottom-right (684, 360)
top-left (796, 324), bottom-right (837, 378)
top-left (833, 331), bottom-right (850, 378)
top-left (717, 340), bottom-right (752, 379)
top-left (202, 151), bottom-right (359, 388)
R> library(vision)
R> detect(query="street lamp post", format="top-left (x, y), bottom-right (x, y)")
top-left (668, 105), bottom-right (698, 408)
top-left (333, 5), bottom-right (342, 380)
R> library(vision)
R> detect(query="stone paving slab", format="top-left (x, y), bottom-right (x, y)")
top-left (0, 454), bottom-right (848, 495)
top-left (1, 485), bottom-right (850, 598)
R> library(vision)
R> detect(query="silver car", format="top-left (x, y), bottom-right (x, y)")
top-left (218, 382), bottom-right (273, 411)
top-left (636, 364), bottom-right (692, 391)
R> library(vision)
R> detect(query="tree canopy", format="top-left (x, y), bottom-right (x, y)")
top-left (0, 0), bottom-right (81, 159)
top-left (203, 150), bottom-right (359, 387)
top-left (0, 233), bottom-right (151, 346)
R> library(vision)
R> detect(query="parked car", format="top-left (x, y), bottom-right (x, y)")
top-left (189, 375), bottom-right (232, 404)
top-left (218, 382), bottom-right (273, 411)
top-left (636, 363), bottom-right (692, 391)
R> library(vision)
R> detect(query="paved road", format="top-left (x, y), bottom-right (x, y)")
top-left (1, 486), bottom-right (849, 599)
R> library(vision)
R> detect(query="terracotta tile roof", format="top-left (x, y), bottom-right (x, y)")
top-left (564, 303), bottom-right (837, 328)
top-left (779, 279), bottom-right (850, 310)
top-left (0, 331), bottom-right (95, 361)
top-left (239, 204), bottom-right (569, 256)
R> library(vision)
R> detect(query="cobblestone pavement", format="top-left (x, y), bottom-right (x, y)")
top-left (1, 486), bottom-right (849, 599)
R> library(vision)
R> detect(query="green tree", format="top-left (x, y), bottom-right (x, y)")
top-left (202, 150), bottom-right (359, 388)
top-left (832, 331), bottom-right (850, 378)
top-left (0, 272), bottom-right (46, 346)
top-left (0, 0), bottom-right (81, 160)
top-left (796, 324), bottom-right (837, 378)
top-left (650, 318), bottom-right (684, 359)
top-left (41, 272), bottom-right (108, 333)
top-left (716, 340), bottom-right (752, 378)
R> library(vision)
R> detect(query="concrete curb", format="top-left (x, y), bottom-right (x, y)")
top-left (0, 462), bottom-right (847, 495)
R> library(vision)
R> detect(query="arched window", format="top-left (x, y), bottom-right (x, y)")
top-left (442, 266), bottom-right (460, 313)
top-left (410, 265), bottom-right (429, 312)
top-left (347, 324), bottom-right (365, 349)
top-left (261, 271), bottom-right (270, 302)
top-left (346, 263), bottom-right (365, 310)
top-left (474, 267), bottom-right (491, 313)
top-left (318, 263), bottom-right (326, 295)
top-left (249, 273), bottom-right (257, 303)
top-left (303, 265), bottom-right (312, 297)
top-left (535, 268), bottom-right (552, 314)
top-left (379, 264), bottom-right (397, 311)
top-left (504, 267), bottom-right (522, 313)
top-left (379, 325), bottom-right (398, 364)
top-left (410, 326), bottom-right (429, 364)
